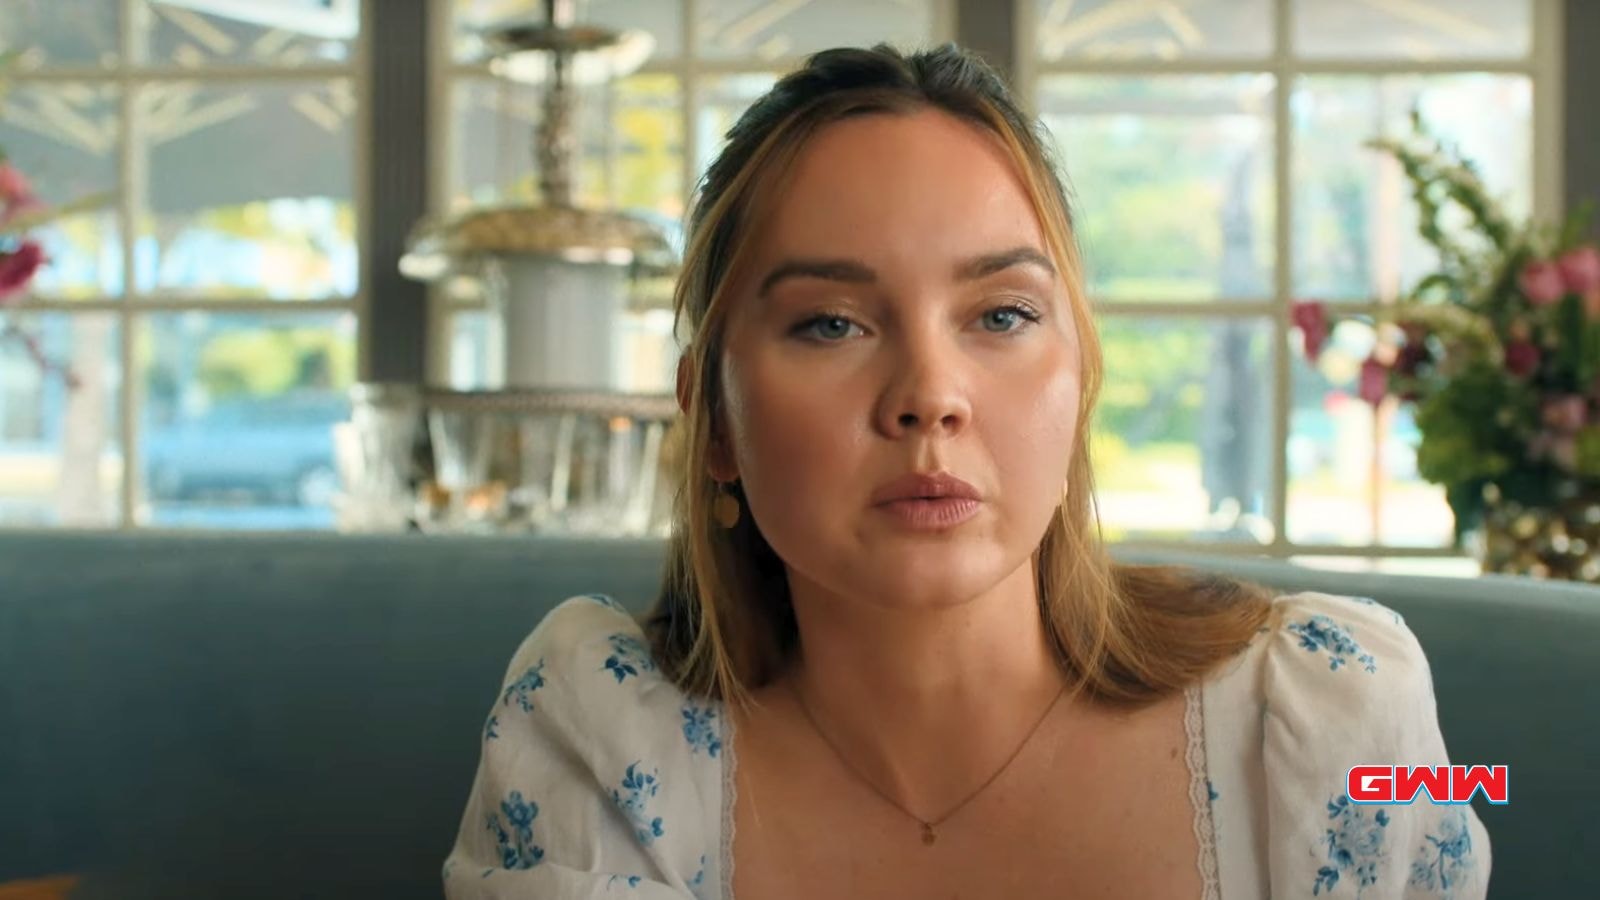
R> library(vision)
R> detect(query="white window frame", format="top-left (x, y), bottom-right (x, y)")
top-left (4, 0), bottom-right (372, 531)
top-left (1016, 0), bottom-right (1565, 570)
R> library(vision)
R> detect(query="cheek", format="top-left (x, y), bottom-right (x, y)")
top-left (997, 350), bottom-right (1082, 492)
top-left (720, 350), bottom-right (859, 500)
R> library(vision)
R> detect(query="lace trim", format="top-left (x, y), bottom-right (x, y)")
top-left (719, 701), bottom-right (739, 900)
top-left (1183, 681), bottom-right (1222, 900)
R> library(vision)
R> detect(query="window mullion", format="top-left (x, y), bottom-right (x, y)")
top-left (1269, 0), bottom-right (1293, 552)
top-left (117, 0), bottom-right (142, 530)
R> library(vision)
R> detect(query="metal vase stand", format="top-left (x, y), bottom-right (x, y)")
top-left (342, 0), bottom-right (680, 537)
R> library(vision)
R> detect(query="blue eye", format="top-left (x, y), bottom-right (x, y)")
top-left (793, 314), bottom-right (860, 342)
top-left (981, 303), bottom-right (1042, 334)
top-left (792, 303), bottom-right (1041, 343)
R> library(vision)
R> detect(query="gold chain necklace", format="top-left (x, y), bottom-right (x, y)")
top-left (788, 677), bottom-right (1069, 846)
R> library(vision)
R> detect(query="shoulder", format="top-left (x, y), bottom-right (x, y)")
top-left (499, 592), bottom-right (656, 690)
top-left (491, 593), bottom-right (724, 763)
top-left (1258, 591), bottom-right (1434, 733)
top-left (1248, 592), bottom-right (1493, 896)
top-left (495, 593), bottom-right (675, 720)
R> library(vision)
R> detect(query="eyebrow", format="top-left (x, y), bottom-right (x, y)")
top-left (756, 246), bottom-right (1055, 296)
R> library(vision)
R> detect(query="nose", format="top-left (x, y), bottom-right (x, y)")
top-left (877, 333), bottom-right (972, 439)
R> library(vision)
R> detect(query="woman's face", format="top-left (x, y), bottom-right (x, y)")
top-left (710, 108), bottom-right (1083, 610)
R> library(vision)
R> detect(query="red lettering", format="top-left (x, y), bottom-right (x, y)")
top-left (1347, 765), bottom-right (1392, 802)
top-left (1452, 765), bottom-right (1510, 804)
top-left (1395, 766), bottom-right (1452, 803)
top-left (1346, 765), bottom-right (1509, 804)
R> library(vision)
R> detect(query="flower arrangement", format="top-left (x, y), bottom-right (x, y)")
top-left (0, 152), bottom-right (82, 389)
top-left (1295, 111), bottom-right (1600, 549)
top-left (0, 52), bottom-right (101, 389)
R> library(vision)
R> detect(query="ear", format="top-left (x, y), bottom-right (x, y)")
top-left (678, 353), bottom-right (739, 483)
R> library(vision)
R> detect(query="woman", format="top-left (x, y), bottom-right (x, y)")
top-left (443, 44), bottom-right (1490, 899)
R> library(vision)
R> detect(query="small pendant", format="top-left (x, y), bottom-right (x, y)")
top-left (921, 823), bottom-right (937, 846)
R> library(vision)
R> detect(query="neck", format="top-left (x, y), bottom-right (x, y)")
top-left (775, 560), bottom-right (1074, 820)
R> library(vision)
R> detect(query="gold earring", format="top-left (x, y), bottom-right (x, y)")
top-left (713, 480), bottom-right (742, 529)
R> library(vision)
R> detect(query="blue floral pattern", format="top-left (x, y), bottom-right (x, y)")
top-left (610, 762), bottom-right (666, 846)
top-left (603, 634), bottom-right (657, 684)
top-left (502, 659), bottom-right (547, 712)
top-left (1289, 615), bottom-right (1378, 674)
top-left (484, 714), bottom-right (499, 742)
top-left (689, 854), bottom-right (708, 899)
top-left (588, 593), bottom-right (628, 614)
top-left (1314, 795), bottom-right (1391, 897)
top-left (682, 703), bottom-right (722, 758)
top-left (1408, 807), bottom-right (1477, 896)
top-left (486, 790), bottom-right (545, 870)
top-left (606, 874), bottom-right (643, 889)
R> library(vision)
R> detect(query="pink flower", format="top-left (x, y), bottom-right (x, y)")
top-left (1291, 301), bottom-right (1329, 361)
top-left (1528, 431), bottom-right (1576, 471)
top-left (1559, 246), bottom-right (1600, 295)
top-left (0, 241), bottom-right (45, 303)
top-left (1542, 394), bottom-right (1589, 432)
top-left (0, 195), bottom-right (44, 227)
top-left (1505, 339), bottom-right (1541, 377)
top-left (1358, 356), bottom-right (1389, 405)
top-left (0, 163), bottom-right (34, 206)
top-left (1518, 259), bottom-right (1568, 306)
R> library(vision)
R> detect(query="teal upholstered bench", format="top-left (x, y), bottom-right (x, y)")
top-left (1, 532), bottom-right (1594, 898)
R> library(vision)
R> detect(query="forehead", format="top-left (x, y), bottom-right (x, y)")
top-left (753, 108), bottom-right (1048, 260)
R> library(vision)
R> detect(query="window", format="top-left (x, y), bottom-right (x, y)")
top-left (0, 0), bottom-right (364, 529)
top-left (1019, 0), bottom-right (1560, 570)
top-left (434, 0), bottom-right (955, 393)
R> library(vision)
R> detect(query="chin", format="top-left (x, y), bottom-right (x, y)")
top-left (859, 556), bottom-right (1007, 608)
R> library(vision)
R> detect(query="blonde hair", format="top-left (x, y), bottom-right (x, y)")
top-left (643, 44), bottom-right (1273, 715)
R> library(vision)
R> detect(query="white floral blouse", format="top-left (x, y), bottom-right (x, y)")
top-left (442, 590), bottom-right (1492, 898)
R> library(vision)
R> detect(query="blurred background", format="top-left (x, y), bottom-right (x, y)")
top-left (0, 0), bottom-right (1588, 574)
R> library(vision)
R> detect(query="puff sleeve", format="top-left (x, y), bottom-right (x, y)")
top-left (442, 595), bottom-right (725, 899)
top-left (1260, 592), bottom-right (1492, 898)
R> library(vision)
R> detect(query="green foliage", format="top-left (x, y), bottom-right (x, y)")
top-left (197, 327), bottom-right (354, 399)
top-left (1412, 365), bottom-right (1528, 487)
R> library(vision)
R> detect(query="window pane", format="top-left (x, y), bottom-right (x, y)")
top-left (452, 0), bottom-right (683, 64)
top-left (450, 74), bottom-right (681, 217)
top-left (136, 311), bottom-right (356, 529)
top-left (1292, 75), bottom-right (1531, 302)
top-left (1038, 76), bottom-right (1275, 302)
top-left (1293, 0), bottom-right (1531, 60)
top-left (0, 0), bottom-right (120, 69)
top-left (1033, 0), bottom-right (1271, 61)
top-left (136, 0), bottom-right (358, 67)
top-left (135, 80), bottom-right (358, 299)
top-left (695, 73), bottom-right (778, 180)
top-left (697, 0), bottom-right (941, 62)
top-left (0, 312), bottom-right (122, 526)
top-left (449, 76), bottom-right (544, 210)
top-left (605, 74), bottom-right (684, 220)
top-left (0, 83), bottom-right (123, 299)
top-left (1093, 316), bottom-right (1272, 542)
top-left (1286, 321), bottom-right (1454, 547)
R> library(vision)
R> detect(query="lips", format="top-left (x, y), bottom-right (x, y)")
top-left (870, 471), bottom-right (981, 505)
